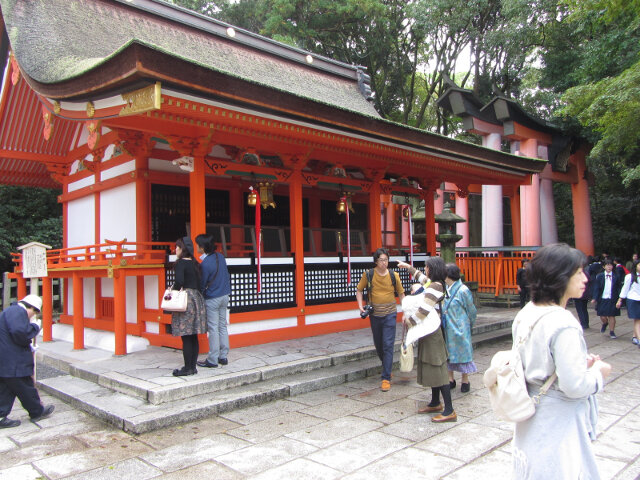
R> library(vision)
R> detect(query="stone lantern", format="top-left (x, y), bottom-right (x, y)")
top-left (435, 203), bottom-right (466, 264)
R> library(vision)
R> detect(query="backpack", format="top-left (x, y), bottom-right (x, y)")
top-left (483, 311), bottom-right (558, 422)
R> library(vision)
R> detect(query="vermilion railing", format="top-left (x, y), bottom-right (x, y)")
top-left (12, 239), bottom-right (172, 271)
top-left (454, 248), bottom-right (537, 296)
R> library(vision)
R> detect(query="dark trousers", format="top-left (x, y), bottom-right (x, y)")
top-left (519, 290), bottom-right (530, 308)
top-left (574, 298), bottom-right (590, 329)
top-left (181, 334), bottom-right (199, 370)
top-left (0, 376), bottom-right (44, 418)
top-left (369, 312), bottom-right (397, 381)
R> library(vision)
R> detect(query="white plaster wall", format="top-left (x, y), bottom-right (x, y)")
top-left (144, 276), bottom-right (160, 309)
top-left (101, 278), bottom-right (114, 297)
top-left (83, 278), bottom-right (96, 318)
top-left (67, 196), bottom-right (95, 248)
top-left (101, 160), bottom-right (135, 181)
top-left (68, 174), bottom-right (95, 192)
top-left (100, 183), bottom-right (136, 243)
top-left (126, 276), bottom-right (137, 324)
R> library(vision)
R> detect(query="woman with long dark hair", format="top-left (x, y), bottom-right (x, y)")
top-left (616, 259), bottom-right (640, 347)
top-left (169, 237), bottom-right (207, 376)
top-left (398, 256), bottom-right (456, 422)
top-left (512, 244), bottom-right (611, 478)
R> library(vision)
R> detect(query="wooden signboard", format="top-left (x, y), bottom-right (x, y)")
top-left (17, 242), bottom-right (51, 278)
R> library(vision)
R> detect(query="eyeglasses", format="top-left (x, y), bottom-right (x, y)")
top-left (377, 258), bottom-right (389, 263)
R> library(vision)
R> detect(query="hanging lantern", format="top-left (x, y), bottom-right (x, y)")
top-left (403, 205), bottom-right (411, 220)
top-left (337, 192), bottom-right (354, 214)
top-left (247, 186), bottom-right (257, 207)
top-left (336, 196), bottom-right (347, 214)
top-left (259, 182), bottom-right (276, 209)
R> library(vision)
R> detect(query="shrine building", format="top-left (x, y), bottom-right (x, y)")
top-left (0, 0), bottom-right (591, 354)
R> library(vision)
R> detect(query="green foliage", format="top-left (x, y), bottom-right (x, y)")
top-left (0, 186), bottom-right (62, 273)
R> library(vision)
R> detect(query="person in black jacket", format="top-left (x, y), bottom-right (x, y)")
top-left (170, 237), bottom-right (207, 376)
top-left (516, 259), bottom-right (531, 308)
top-left (591, 259), bottom-right (623, 338)
top-left (0, 295), bottom-right (54, 428)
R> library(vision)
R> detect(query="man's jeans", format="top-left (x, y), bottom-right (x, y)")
top-left (204, 294), bottom-right (230, 364)
top-left (369, 312), bottom-right (397, 381)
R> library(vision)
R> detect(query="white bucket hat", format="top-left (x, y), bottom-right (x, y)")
top-left (20, 294), bottom-right (42, 312)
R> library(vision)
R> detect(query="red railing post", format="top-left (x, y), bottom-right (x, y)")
top-left (72, 271), bottom-right (84, 349)
top-left (494, 252), bottom-right (504, 297)
top-left (42, 276), bottom-right (53, 342)
top-left (113, 270), bottom-right (127, 355)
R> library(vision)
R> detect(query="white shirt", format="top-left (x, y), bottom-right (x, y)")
top-left (602, 273), bottom-right (613, 299)
top-left (620, 274), bottom-right (640, 301)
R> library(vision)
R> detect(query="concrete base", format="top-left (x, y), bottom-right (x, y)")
top-left (45, 323), bottom-right (150, 353)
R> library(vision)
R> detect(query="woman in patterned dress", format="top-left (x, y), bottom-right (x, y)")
top-left (170, 237), bottom-right (207, 376)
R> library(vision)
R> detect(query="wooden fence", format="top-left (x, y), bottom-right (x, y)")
top-left (1, 272), bottom-right (64, 311)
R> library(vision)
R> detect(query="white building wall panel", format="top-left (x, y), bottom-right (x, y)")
top-left (67, 196), bottom-right (95, 248)
top-left (100, 160), bottom-right (135, 181)
top-left (68, 175), bottom-right (95, 192)
top-left (100, 183), bottom-right (136, 243)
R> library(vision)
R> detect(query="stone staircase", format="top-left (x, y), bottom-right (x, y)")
top-left (36, 310), bottom-right (516, 434)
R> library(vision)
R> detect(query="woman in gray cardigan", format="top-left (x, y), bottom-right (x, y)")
top-left (512, 244), bottom-right (611, 479)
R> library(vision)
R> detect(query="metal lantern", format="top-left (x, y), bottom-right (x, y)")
top-left (259, 182), bottom-right (276, 209)
top-left (337, 192), bottom-right (354, 214)
top-left (336, 196), bottom-right (347, 214)
top-left (247, 186), bottom-right (257, 207)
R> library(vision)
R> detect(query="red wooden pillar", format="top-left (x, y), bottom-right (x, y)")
top-left (369, 183), bottom-right (382, 252)
top-left (519, 139), bottom-right (541, 246)
top-left (136, 155), bottom-right (150, 243)
top-left (571, 147), bottom-right (595, 256)
top-left (72, 272), bottom-right (84, 350)
top-left (16, 277), bottom-right (27, 300)
top-left (113, 270), bottom-right (127, 355)
top-left (189, 156), bottom-right (207, 249)
top-left (42, 276), bottom-right (53, 342)
top-left (289, 172), bottom-right (306, 325)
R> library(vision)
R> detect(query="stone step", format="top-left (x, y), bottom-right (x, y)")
top-left (38, 355), bottom-right (384, 434)
top-left (36, 318), bottom-right (515, 433)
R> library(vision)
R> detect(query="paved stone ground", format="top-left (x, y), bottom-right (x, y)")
top-left (1, 307), bottom-right (639, 479)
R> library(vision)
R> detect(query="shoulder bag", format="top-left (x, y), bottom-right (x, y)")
top-left (483, 310), bottom-right (558, 422)
top-left (161, 284), bottom-right (188, 312)
top-left (399, 324), bottom-right (414, 373)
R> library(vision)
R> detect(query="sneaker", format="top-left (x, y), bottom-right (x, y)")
top-left (30, 405), bottom-right (55, 422)
top-left (632, 337), bottom-right (639, 345)
top-left (609, 331), bottom-right (617, 339)
top-left (0, 417), bottom-right (21, 428)
top-left (600, 323), bottom-right (608, 333)
top-left (219, 358), bottom-right (228, 366)
top-left (461, 382), bottom-right (471, 393)
top-left (381, 380), bottom-right (391, 392)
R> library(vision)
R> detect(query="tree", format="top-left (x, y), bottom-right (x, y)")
top-left (0, 186), bottom-right (63, 273)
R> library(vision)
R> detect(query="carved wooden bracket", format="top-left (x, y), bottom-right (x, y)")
top-left (42, 106), bottom-right (53, 141)
top-left (115, 130), bottom-right (155, 159)
top-left (455, 184), bottom-right (470, 198)
top-left (165, 132), bottom-right (214, 158)
top-left (10, 55), bottom-right (20, 85)
top-left (86, 120), bottom-right (101, 150)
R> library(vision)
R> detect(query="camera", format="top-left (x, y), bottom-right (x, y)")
top-left (360, 304), bottom-right (373, 319)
